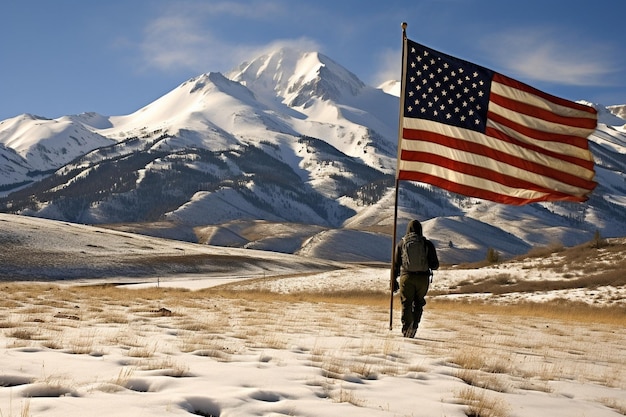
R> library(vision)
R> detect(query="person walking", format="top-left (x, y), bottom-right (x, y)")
top-left (392, 219), bottom-right (439, 338)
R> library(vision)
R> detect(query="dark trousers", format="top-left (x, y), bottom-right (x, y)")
top-left (399, 272), bottom-right (430, 338)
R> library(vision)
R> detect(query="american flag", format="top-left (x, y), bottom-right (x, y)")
top-left (398, 38), bottom-right (598, 205)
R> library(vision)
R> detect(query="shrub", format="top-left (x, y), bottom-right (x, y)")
top-left (486, 247), bottom-right (500, 264)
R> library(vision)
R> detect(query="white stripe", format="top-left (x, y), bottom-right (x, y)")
top-left (402, 118), bottom-right (596, 180)
top-left (400, 140), bottom-right (592, 195)
top-left (491, 80), bottom-right (598, 120)
top-left (488, 100), bottom-right (595, 137)
top-left (398, 160), bottom-right (551, 200)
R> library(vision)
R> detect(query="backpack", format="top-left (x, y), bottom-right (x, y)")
top-left (401, 232), bottom-right (429, 272)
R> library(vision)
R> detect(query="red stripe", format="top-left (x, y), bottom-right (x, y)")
top-left (487, 111), bottom-right (593, 151)
top-left (490, 92), bottom-right (597, 130)
top-left (402, 128), bottom-right (596, 190)
top-left (493, 73), bottom-right (598, 116)
top-left (397, 169), bottom-right (587, 205)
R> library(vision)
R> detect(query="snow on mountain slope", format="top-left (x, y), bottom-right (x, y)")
top-left (0, 143), bottom-right (31, 188)
top-left (297, 228), bottom-right (392, 262)
top-left (591, 124), bottom-right (626, 154)
top-left (423, 215), bottom-right (531, 264)
top-left (97, 72), bottom-right (293, 149)
top-left (608, 104), bottom-right (626, 121)
top-left (228, 48), bottom-right (398, 172)
top-left (68, 112), bottom-right (114, 129)
top-left (229, 48), bottom-right (365, 109)
top-left (165, 186), bottom-right (329, 227)
top-left (378, 80), bottom-right (400, 96)
top-left (0, 114), bottom-right (115, 186)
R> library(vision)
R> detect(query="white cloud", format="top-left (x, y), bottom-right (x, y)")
top-left (371, 48), bottom-right (402, 86)
top-left (244, 38), bottom-right (322, 59)
top-left (134, 0), bottom-right (319, 75)
top-left (481, 29), bottom-right (618, 86)
top-left (140, 15), bottom-right (215, 71)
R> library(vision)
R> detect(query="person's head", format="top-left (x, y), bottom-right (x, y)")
top-left (406, 219), bottom-right (422, 236)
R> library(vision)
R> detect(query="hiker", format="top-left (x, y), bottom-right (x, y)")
top-left (392, 219), bottom-right (439, 338)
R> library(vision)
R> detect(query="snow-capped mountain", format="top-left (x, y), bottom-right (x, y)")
top-left (1, 47), bottom-right (625, 264)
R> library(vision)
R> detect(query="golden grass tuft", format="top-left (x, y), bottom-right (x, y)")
top-left (457, 387), bottom-right (510, 417)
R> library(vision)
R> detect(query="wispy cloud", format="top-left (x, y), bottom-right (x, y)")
top-left (480, 28), bottom-right (619, 86)
top-left (139, 15), bottom-right (217, 71)
top-left (246, 38), bottom-right (322, 59)
top-left (134, 0), bottom-right (297, 74)
top-left (371, 48), bottom-right (402, 85)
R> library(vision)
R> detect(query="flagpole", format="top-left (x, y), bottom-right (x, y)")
top-left (389, 22), bottom-right (409, 331)
top-left (389, 178), bottom-right (400, 330)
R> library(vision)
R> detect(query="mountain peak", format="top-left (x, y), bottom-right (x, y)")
top-left (181, 72), bottom-right (256, 101)
top-left (228, 46), bottom-right (365, 107)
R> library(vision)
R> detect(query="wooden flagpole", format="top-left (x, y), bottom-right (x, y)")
top-left (389, 22), bottom-right (409, 331)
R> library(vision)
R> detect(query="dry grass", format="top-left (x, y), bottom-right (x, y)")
top-left (456, 387), bottom-right (510, 417)
top-left (2, 281), bottom-right (624, 332)
top-left (601, 397), bottom-right (626, 415)
top-left (429, 299), bottom-right (625, 326)
top-left (1, 397), bottom-right (31, 417)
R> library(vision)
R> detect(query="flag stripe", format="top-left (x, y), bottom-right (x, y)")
top-left (398, 154), bottom-right (578, 201)
top-left (484, 125), bottom-right (595, 170)
top-left (486, 109), bottom-right (594, 157)
top-left (397, 39), bottom-right (598, 205)
top-left (492, 73), bottom-right (598, 117)
top-left (401, 129), bottom-right (596, 195)
top-left (398, 160), bottom-right (579, 205)
top-left (489, 80), bottom-right (597, 143)
top-left (402, 118), bottom-right (596, 185)
top-left (399, 172), bottom-right (550, 205)
top-left (489, 92), bottom-right (597, 133)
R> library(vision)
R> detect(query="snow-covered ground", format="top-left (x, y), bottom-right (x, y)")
top-left (1, 214), bottom-right (624, 416)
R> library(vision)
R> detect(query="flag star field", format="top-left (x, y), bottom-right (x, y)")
top-left (405, 43), bottom-right (493, 133)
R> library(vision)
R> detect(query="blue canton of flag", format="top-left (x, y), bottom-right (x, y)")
top-left (404, 43), bottom-right (493, 133)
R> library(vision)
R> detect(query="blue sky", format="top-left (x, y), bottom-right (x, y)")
top-left (1, 0), bottom-right (624, 121)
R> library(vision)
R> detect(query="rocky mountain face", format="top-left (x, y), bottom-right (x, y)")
top-left (1, 47), bottom-right (625, 264)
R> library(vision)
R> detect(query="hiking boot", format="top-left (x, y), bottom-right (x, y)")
top-left (404, 326), bottom-right (418, 338)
